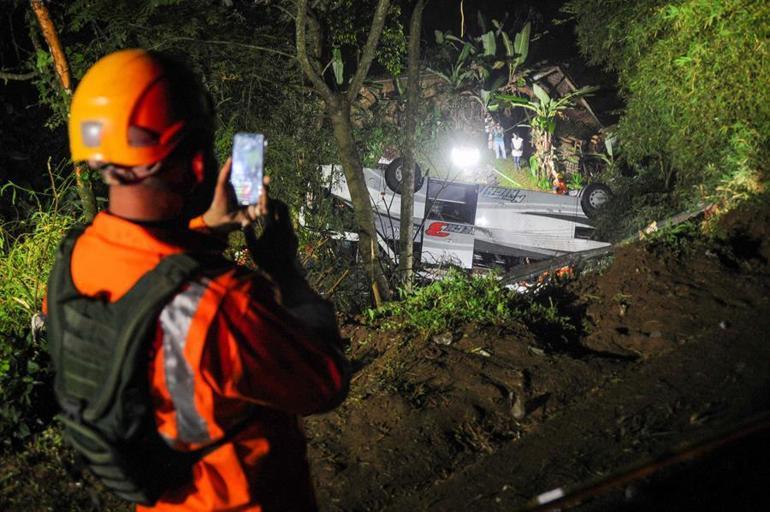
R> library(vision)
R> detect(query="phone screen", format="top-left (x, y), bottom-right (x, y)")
top-left (230, 132), bottom-right (264, 205)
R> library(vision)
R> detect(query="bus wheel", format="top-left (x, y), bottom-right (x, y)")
top-left (580, 183), bottom-right (612, 218)
top-left (385, 158), bottom-right (424, 193)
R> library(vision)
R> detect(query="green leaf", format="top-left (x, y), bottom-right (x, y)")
top-left (35, 49), bottom-right (51, 72)
top-left (497, 93), bottom-right (536, 109)
top-left (445, 34), bottom-right (466, 45)
top-left (480, 89), bottom-right (491, 106)
top-left (514, 22), bottom-right (531, 62)
top-left (427, 68), bottom-right (451, 83)
top-left (533, 83), bottom-right (551, 105)
top-left (501, 31), bottom-right (514, 57)
top-left (434, 30), bottom-right (445, 45)
top-left (332, 48), bottom-right (344, 85)
top-left (605, 136), bottom-right (615, 158)
top-left (481, 31), bottom-right (496, 56)
top-left (457, 42), bottom-right (473, 66)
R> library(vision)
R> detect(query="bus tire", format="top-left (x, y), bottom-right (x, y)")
top-left (580, 183), bottom-right (612, 218)
top-left (385, 158), bottom-right (424, 193)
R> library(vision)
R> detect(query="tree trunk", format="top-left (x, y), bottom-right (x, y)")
top-left (533, 127), bottom-right (556, 183)
top-left (30, 0), bottom-right (97, 220)
top-left (329, 102), bottom-right (391, 304)
top-left (295, 0), bottom-right (392, 306)
top-left (398, 0), bottom-right (428, 291)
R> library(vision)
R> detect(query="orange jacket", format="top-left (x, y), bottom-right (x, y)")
top-left (552, 178), bottom-right (568, 195)
top-left (58, 212), bottom-right (349, 511)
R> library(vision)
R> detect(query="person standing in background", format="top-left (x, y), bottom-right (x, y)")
top-left (492, 123), bottom-right (506, 159)
top-left (511, 131), bottom-right (524, 169)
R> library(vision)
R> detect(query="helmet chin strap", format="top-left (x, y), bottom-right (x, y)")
top-left (101, 162), bottom-right (164, 186)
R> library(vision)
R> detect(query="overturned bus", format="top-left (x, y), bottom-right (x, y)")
top-left (321, 159), bottom-right (612, 270)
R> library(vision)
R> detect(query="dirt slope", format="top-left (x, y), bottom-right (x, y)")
top-left (306, 202), bottom-right (770, 511)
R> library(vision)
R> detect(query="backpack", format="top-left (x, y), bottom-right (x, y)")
top-left (45, 226), bottom-right (245, 505)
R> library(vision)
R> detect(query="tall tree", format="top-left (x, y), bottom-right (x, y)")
top-left (29, 0), bottom-right (96, 220)
top-left (397, 0), bottom-right (428, 290)
top-left (295, 0), bottom-right (392, 305)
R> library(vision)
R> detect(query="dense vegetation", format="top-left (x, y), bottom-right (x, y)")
top-left (565, 0), bottom-right (769, 236)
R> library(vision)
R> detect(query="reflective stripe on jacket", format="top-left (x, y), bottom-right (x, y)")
top-left (64, 212), bottom-right (349, 511)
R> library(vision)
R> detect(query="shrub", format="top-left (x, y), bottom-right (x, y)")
top-left (0, 202), bottom-right (76, 448)
top-left (565, 0), bottom-right (770, 207)
top-left (365, 268), bottom-right (576, 340)
top-left (366, 268), bottom-right (514, 334)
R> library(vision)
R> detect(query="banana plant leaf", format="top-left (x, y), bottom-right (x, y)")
top-left (501, 31), bottom-right (514, 57)
top-left (332, 47), bottom-right (344, 85)
top-left (426, 67), bottom-right (451, 83)
top-left (481, 31), bottom-right (496, 56)
top-left (497, 93), bottom-right (538, 111)
top-left (445, 34), bottom-right (466, 45)
top-left (514, 22), bottom-right (531, 62)
top-left (533, 83), bottom-right (551, 105)
top-left (457, 42), bottom-right (474, 66)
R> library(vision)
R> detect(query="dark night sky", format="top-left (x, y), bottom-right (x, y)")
top-left (422, 0), bottom-right (577, 58)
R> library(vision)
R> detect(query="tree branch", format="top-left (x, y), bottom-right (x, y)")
top-left (346, 0), bottom-right (391, 103)
top-left (296, 0), bottom-right (335, 106)
top-left (0, 69), bottom-right (37, 82)
top-left (161, 37), bottom-right (296, 59)
top-left (30, 0), bottom-right (97, 221)
top-left (30, 0), bottom-right (71, 91)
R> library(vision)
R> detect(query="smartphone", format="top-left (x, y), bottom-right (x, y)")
top-left (230, 132), bottom-right (265, 206)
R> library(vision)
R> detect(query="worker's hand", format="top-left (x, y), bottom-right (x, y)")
top-left (244, 199), bottom-right (300, 278)
top-left (200, 158), bottom-right (269, 233)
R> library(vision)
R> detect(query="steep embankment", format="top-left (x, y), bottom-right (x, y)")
top-left (306, 199), bottom-right (770, 511)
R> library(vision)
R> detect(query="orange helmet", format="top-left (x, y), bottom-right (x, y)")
top-left (69, 49), bottom-right (209, 167)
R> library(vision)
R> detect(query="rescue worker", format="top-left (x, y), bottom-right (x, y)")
top-left (552, 173), bottom-right (568, 195)
top-left (51, 49), bottom-right (350, 510)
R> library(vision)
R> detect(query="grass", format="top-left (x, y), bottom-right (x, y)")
top-left (365, 268), bottom-right (515, 335)
top-left (1, 178), bottom-right (78, 447)
top-left (365, 268), bottom-right (577, 346)
top-left (493, 158), bottom-right (541, 190)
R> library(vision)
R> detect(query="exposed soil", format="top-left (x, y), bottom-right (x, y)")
top-left (305, 202), bottom-right (770, 511)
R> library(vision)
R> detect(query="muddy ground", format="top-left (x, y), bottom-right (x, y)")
top-left (305, 202), bottom-right (770, 511)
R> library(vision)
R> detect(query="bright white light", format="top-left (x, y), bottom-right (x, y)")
top-left (451, 146), bottom-right (480, 169)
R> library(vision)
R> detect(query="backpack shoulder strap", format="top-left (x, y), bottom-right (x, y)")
top-left (47, 224), bottom-right (89, 301)
top-left (85, 252), bottom-right (230, 421)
